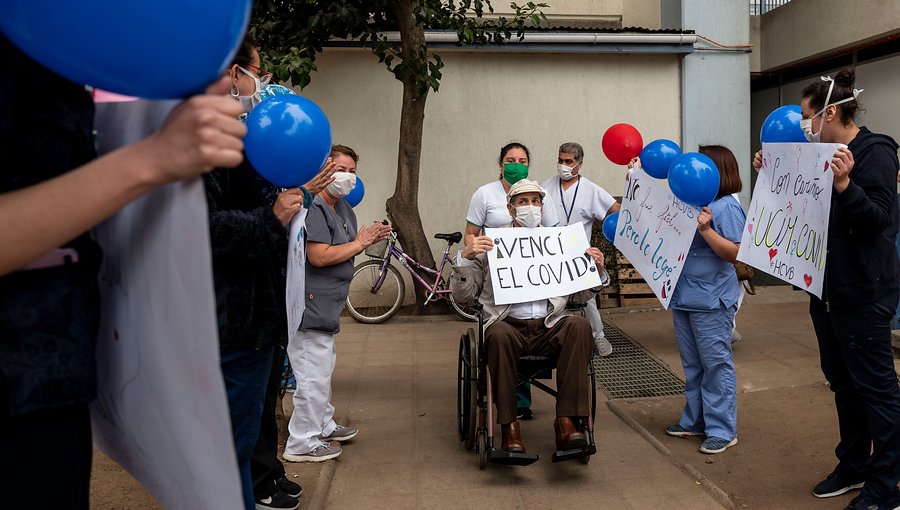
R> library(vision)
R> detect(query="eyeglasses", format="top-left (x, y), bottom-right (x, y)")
top-left (239, 64), bottom-right (272, 87)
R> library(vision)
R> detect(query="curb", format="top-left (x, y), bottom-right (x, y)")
top-left (305, 459), bottom-right (337, 510)
top-left (607, 401), bottom-right (736, 510)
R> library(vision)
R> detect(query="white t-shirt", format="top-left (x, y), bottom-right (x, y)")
top-left (466, 180), bottom-right (560, 230)
top-left (541, 174), bottom-right (616, 242)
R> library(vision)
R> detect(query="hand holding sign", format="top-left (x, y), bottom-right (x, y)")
top-left (831, 147), bottom-right (854, 192)
top-left (463, 236), bottom-right (494, 260)
top-left (585, 247), bottom-right (605, 269)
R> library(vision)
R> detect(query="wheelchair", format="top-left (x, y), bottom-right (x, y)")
top-left (457, 303), bottom-right (597, 469)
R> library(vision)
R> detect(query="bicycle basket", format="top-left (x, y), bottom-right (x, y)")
top-left (365, 239), bottom-right (389, 258)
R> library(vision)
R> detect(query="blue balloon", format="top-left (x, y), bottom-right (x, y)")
top-left (0, 1), bottom-right (251, 99)
top-left (346, 177), bottom-right (365, 208)
top-left (668, 153), bottom-right (720, 207)
top-left (602, 212), bottom-right (620, 243)
top-left (245, 95), bottom-right (332, 188)
top-left (639, 139), bottom-right (682, 179)
top-left (760, 105), bottom-right (807, 143)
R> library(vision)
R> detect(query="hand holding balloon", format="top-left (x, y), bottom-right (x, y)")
top-left (752, 150), bottom-right (762, 173)
top-left (697, 207), bottom-right (712, 233)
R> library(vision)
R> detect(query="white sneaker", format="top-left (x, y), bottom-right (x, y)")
top-left (283, 442), bottom-right (342, 462)
top-left (594, 336), bottom-right (613, 357)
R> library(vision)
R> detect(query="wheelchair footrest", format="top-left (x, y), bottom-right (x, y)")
top-left (488, 448), bottom-right (540, 466)
top-left (551, 443), bottom-right (597, 463)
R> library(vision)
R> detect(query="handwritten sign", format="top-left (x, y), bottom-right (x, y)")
top-left (286, 208), bottom-right (309, 336)
top-left (614, 165), bottom-right (700, 309)
top-left (484, 224), bottom-right (602, 305)
top-left (737, 142), bottom-right (841, 297)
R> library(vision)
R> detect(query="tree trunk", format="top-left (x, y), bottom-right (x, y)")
top-left (385, 0), bottom-right (438, 310)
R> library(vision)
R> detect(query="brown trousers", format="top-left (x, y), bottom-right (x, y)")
top-left (485, 315), bottom-right (593, 424)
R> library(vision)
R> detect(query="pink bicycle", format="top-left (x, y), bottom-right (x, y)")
top-left (346, 224), bottom-right (476, 324)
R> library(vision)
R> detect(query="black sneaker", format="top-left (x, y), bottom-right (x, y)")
top-left (516, 407), bottom-right (533, 420)
top-left (843, 494), bottom-right (900, 510)
top-left (813, 470), bottom-right (865, 498)
top-left (275, 476), bottom-right (302, 499)
top-left (255, 489), bottom-right (299, 510)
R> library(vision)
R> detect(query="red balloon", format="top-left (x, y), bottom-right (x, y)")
top-left (602, 123), bottom-right (644, 165)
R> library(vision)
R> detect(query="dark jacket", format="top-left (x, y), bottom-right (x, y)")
top-left (824, 127), bottom-right (899, 307)
top-left (203, 160), bottom-right (288, 351)
top-left (0, 34), bottom-right (102, 416)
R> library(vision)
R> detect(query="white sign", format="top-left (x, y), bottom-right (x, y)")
top-left (737, 142), bottom-right (841, 298)
top-left (287, 208), bottom-right (309, 335)
top-left (484, 224), bottom-right (602, 305)
top-left (614, 165), bottom-right (700, 309)
top-left (90, 99), bottom-right (242, 509)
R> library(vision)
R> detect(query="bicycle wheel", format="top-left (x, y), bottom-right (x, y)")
top-left (346, 260), bottom-right (405, 324)
top-left (445, 277), bottom-right (477, 322)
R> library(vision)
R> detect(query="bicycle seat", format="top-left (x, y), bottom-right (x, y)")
top-left (434, 232), bottom-right (462, 245)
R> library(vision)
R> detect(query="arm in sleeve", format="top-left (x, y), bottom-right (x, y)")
top-left (834, 145), bottom-right (898, 237)
top-left (592, 185), bottom-right (617, 222)
top-left (204, 168), bottom-right (287, 260)
top-left (541, 188), bottom-right (561, 227)
top-left (465, 187), bottom-right (487, 228)
top-left (450, 251), bottom-right (485, 305)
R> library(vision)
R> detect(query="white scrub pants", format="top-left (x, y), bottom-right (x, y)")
top-left (285, 329), bottom-right (338, 455)
top-left (584, 297), bottom-right (606, 340)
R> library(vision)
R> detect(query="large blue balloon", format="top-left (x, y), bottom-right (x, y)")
top-left (346, 177), bottom-right (365, 208)
top-left (0, 1), bottom-right (251, 99)
top-left (668, 153), bottom-right (720, 207)
top-left (760, 105), bottom-right (807, 143)
top-left (639, 139), bottom-right (682, 179)
top-left (245, 95), bottom-right (332, 188)
top-left (602, 212), bottom-right (620, 243)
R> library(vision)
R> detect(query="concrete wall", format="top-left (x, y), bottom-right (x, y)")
top-left (298, 49), bottom-right (681, 301)
top-left (757, 0), bottom-right (900, 71)
top-left (681, 0), bottom-right (752, 205)
top-left (491, 0), bottom-right (661, 28)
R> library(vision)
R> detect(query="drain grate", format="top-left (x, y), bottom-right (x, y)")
top-left (592, 322), bottom-right (685, 399)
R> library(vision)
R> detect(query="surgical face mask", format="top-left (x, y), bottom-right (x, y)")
top-left (800, 117), bottom-right (821, 143)
top-left (557, 164), bottom-right (577, 181)
top-left (514, 205), bottom-right (542, 228)
top-left (801, 76), bottom-right (864, 143)
top-left (233, 65), bottom-right (267, 113)
top-left (327, 172), bottom-right (357, 198)
top-left (502, 162), bottom-right (529, 185)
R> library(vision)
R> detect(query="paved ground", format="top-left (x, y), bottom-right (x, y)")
top-left (90, 285), bottom-right (900, 509)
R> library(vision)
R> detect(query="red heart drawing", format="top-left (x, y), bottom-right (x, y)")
top-left (768, 248), bottom-right (778, 260)
top-left (824, 161), bottom-right (830, 173)
top-left (748, 224), bottom-right (753, 233)
top-left (803, 274), bottom-right (813, 287)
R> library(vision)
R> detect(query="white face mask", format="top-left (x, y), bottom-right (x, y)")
top-left (557, 164), bottom-right (577, 181)
top-left (327, 172), bottom-right (357, 198)
top-left (514, 205), bottom-right (542, 228)
top-left (233, 65), bottom-right (267, 113)
top-left (801, 76), bottom-right (864, 143)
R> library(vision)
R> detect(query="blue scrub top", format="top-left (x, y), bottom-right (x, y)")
top-left (671, 195), bottom-right (746, 312)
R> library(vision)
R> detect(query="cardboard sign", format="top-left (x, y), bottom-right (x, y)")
top-left (614, 165), bottom-right (700, 309)
top-left (484, 224), bottom-right (602, 305)
top-left (737, 142), bottom-right (841, 297)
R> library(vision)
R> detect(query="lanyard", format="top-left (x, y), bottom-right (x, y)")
top-left (559, 176), bottom-right (581, 225)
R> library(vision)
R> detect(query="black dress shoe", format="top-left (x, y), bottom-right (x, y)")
top-left (516, 407), bottom-right (533, 420)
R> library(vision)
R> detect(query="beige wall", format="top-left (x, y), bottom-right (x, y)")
top-left (491, 0), bottom-right (661, 28)
top-left (757, 0), bottom-right (900, 71)
top-left (298, 49), bottom-right (681, 301)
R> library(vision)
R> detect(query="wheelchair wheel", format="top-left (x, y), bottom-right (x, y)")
top-left (590, 364), bottom-right (597, 422)
top-left (346, 260), bottom-right (405, 324)
top-left (477, 429), bottom-right (487, 470)
top-left (457, 333), bottom-right (472, 443)
top-left (463, 329), bottom-right (479, 451)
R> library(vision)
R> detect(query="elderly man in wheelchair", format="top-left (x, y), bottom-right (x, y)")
top-left (451, 179), bottom-right (609, 464)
